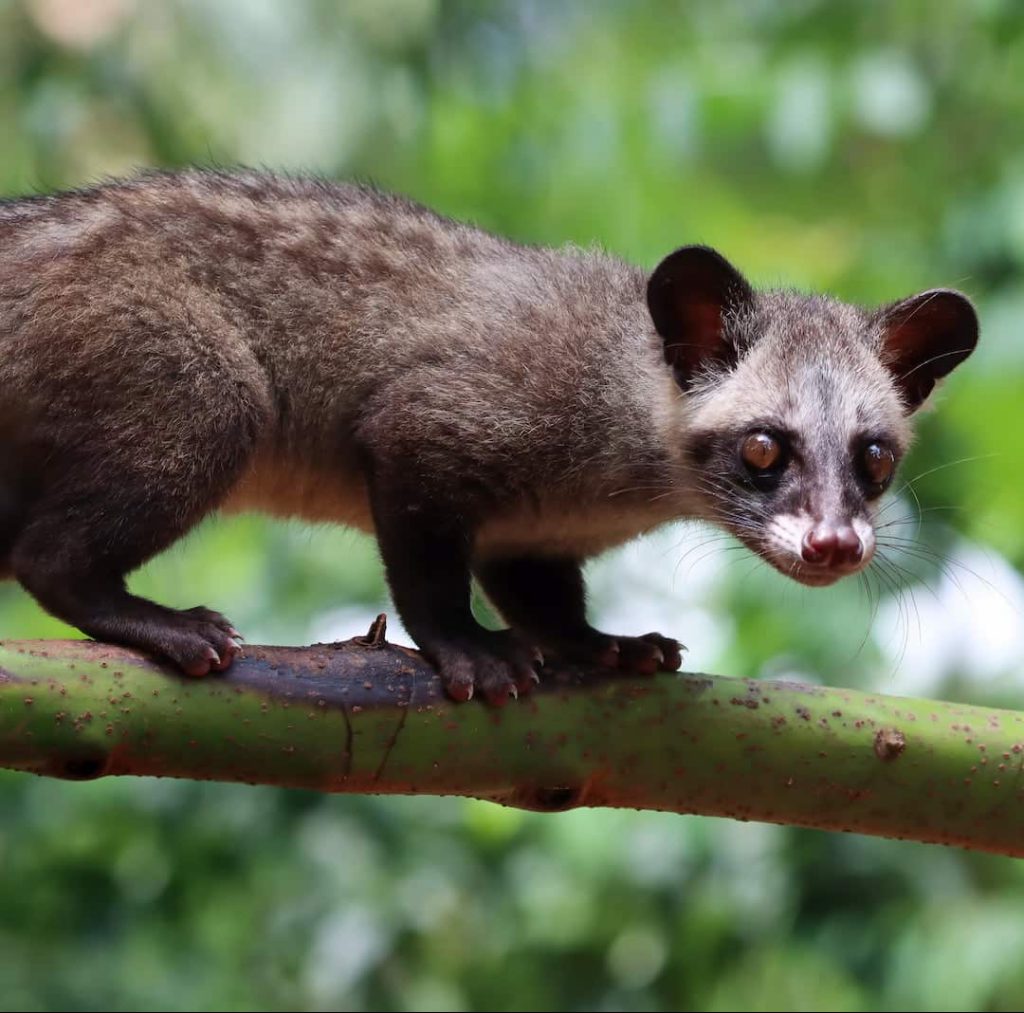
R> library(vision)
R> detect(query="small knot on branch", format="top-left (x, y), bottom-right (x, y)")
top-left (874, 727), bottom-right (906, 762)
top-left (52, 749), bottom-right (110, 781)
top-left (356, 613), bottom-right (389, 649)
top-left (510, 783), bottom-right (588, 812)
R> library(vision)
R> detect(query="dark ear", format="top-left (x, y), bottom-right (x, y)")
top-left (646, 245), bottom-right (755, 388)
top-left (875, 289), bottom-right (978, 412)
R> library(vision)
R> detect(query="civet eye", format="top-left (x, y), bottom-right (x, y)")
top-left (740, 432), bottom-right (783, 472)
top-left (859, 442), bottom-right (895, 495)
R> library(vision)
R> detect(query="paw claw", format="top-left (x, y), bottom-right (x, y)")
top-left (151, 605), bottom-right (243, 677)
top-left (433, 631), bottom-right (541, 706)
top-left (640, 633), bottom-right (684, 671)
top-left (550, 631), bottom-right (681, 675)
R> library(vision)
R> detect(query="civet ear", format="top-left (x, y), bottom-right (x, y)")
top-left (647, 245), bottom-right (754, 388)
top-left (875, 289), bottom-right (978, 412)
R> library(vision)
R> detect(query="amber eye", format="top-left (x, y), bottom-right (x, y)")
top-left (741, 432), bottom-right (783, 472)
top-left (860, 442), bottom-right (895, 494)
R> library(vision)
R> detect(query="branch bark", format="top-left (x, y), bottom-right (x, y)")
top-left (2, 623), bottom-right (1023, 856)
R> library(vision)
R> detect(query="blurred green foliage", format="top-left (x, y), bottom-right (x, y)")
top-left (2, 0), bottom-right (1024, 1009)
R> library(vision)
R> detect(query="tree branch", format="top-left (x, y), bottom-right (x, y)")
top-left (2, 621), bottom-right (1022, 856)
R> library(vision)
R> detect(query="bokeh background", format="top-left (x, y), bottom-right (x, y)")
top-left (2, 1), bottom-right (1024, 1009)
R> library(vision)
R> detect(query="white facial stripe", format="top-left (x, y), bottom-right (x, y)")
top-left (852, 515), bottom-right (875, 565)
top-left (766, 511), bottom-right (811, 564)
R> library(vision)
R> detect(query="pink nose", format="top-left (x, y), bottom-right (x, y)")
top-left (801, 524), bottom-right (863, 568)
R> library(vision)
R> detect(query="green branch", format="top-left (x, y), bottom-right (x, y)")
top-left (2, 620), bottom-right (1022, 855)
